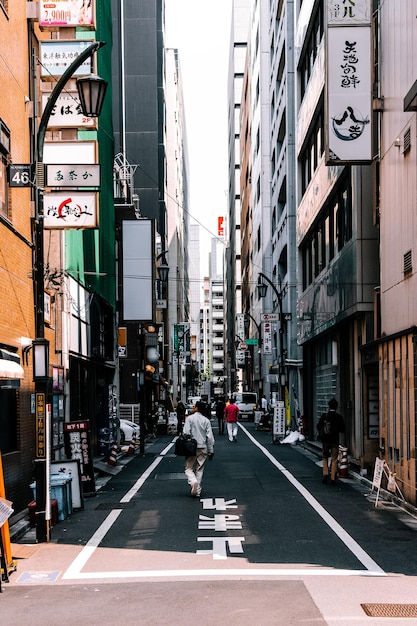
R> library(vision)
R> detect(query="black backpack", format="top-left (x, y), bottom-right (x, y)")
top-left (318, 412), bottom-right (333, 440)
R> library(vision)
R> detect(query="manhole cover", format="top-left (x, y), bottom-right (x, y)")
top-left (361, 604), bottom-right (417, 618)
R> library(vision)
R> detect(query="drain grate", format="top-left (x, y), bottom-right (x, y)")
top-left (361, 604), bottom-right (417, 618)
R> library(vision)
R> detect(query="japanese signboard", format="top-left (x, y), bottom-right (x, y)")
top-left (46, 164), bottom-right (100, 188)
top-left (262, 321), bottom-right (272, 354)
top-left (236, 314), bottom-right (245, 343)
top-left (272, 402), bottom-right (286, 440)
top-left (326, 0), bottom-right (372, 164)
top-left (44, 192), bottom-right (98, 228)
top-left (36, 393), bottom-right (46, 459)
top-left (40, 41), bottom-right (94, 78)
top-left (64, 421), bottom-right (95, 495)
top-left (42, 93), bottom-right (96, 129)
top-left (261, 313), bottom-right (278, 322)
top-left (328, 0), bottom-right (371, 25)
top-left (40, 0), bottom-right (94, 28)
top-left (174, 323), bottom-right (190, 364)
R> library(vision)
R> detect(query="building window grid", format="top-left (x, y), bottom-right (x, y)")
top-left (301, 179), bottom-right (352, 290)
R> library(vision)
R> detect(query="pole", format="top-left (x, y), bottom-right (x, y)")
top-left (34, 41), bottom-right (105, 543)
top-left (258, 273), bottom-right (286, 402)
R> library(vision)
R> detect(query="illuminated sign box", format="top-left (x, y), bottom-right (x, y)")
top-left (42, 92), bottom-right (96, 129)
top-left (39, 0), bottom-right (95, 28)
top-left (46, 164), bottom-right (101, 188)
top-left (40, 41), bottom-right (94, 78)
top-left (44, 192), bottom-right (98, 229)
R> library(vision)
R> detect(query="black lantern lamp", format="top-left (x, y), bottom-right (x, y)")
top-left (157, 259), bottom-right (169, 283)
top-left (76, 74), bottom-right (108, 117)
top-left (257, 278), bottom-right (268, 299)
top-left (32, 338), bottom-right (50, 382)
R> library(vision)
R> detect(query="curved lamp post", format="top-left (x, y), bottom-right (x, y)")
top-left (256, 272), bottom-right (286, 401)
top-left (34, 41), bottom-right (108, 543)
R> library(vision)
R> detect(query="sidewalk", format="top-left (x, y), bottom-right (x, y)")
top-left (8, 444), bottom-right (142, 543)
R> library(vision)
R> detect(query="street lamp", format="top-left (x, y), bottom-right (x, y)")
top-left (34, 41), bottom-right (108, 543)
top-left (256, 273), bottom-right (286, 402)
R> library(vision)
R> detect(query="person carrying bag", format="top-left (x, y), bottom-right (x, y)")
top-left (181, 401), bottom-right (214, 497)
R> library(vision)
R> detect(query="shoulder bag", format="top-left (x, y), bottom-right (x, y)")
top-left (174, 434), bottom-right (197, 457)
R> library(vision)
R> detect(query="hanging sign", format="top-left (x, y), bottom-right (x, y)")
top-left (39, 0), bottom-right (94, 28)
top-left (326, 0), bottom-right (372, 163)
top-left (40, 41), bottom-right (94, 78)
top-left (42, 93), bottom-right (96, 129)
top-left (46, 164), bottom-right (101, 188)
top-left (44, 192), bottom-right (98, 228)
top-left (262, 321), bottom-right (272, 354)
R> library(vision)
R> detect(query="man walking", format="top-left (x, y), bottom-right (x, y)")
top-left (317, 398), bottom-right (345, 485)
top-left (224, 397), bottom-right (240, 442)
top-left (176, 397), bottom-right (186, 434)
top-left (215, 397), bottom-right (226, 435)
top-left (183, 401), bottom-right (214, 497)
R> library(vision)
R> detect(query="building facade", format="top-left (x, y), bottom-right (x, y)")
top-left (376, 0), bottom-right (417, 503)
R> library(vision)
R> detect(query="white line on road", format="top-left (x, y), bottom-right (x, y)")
top-left (239, 424), bottom-right (385, 574)
top-left (62, 432), bottom-right (385, 581)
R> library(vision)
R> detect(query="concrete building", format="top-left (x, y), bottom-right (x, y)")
top-left (209, 238), bottom-right (227, 398)
top-left (225, 0), bottom-right (251, 396)
top-left (0, 0), bottom-right (36, 512)
top-left (165, 48), bottom-right (190, 401)
top-left (376, 0), bottom-right (417, 503)
top-left (295, 0), bottom-right (379, 466)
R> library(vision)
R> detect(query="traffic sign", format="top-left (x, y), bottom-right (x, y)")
top-left (246, 338), bottom-right (258, 345)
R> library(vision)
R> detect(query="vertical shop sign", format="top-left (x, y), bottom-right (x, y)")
top-left (326, 0), bottom-right (372, 163)
top-left (36, 393), bottom-right (46, 458)
top-left (64, 421), bottom-right (95, 495)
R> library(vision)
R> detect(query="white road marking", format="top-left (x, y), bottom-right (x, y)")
top-left (61, 433), bottom-right (386, 581)
top-left (120, 442), bottom-right (173, 503)
top-left (239, 423), bottom-right (385, 574)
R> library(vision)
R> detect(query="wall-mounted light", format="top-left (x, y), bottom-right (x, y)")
top-left (32, 338), bottom-right (50, 382)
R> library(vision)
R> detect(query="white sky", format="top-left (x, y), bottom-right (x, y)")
top-left (164, 0), bottom-right (233, 277)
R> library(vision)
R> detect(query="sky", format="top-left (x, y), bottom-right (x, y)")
top-left (164, 0), bottom-right (233, 277)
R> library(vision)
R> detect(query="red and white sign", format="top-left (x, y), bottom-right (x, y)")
top-left (261, 313), bottom-right (278, 321)
top-left (44, 192), bottom-right (98, 228)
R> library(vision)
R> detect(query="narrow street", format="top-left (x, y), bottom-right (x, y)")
top-left (2, 422), bottom-right (417, 625)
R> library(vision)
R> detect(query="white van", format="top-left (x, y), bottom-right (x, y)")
top-left (233, 392), bottom-right (258, 421)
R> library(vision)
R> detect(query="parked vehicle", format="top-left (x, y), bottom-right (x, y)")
top-left (119, 419), bottom-right (140, 444)
top-left (186, 396), bottom-right (201, 412)
top-left (234, 392), bottom-right (258, 421)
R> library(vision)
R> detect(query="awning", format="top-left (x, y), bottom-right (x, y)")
top-left (0, 349), bottom-right (24, 380)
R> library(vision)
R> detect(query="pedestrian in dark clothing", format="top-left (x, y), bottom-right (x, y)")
top-left (215, 398), bottom-right (226, 435)
top-left (176, 398), bottom-right (186, 434)
top-left (317, 398), bottom-right (345, 485)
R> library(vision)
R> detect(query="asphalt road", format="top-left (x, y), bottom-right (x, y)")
top-left (2, 421), bottom-right (417, 625)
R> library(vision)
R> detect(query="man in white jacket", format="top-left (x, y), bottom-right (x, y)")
top-left (182, 401), bottom-right (215, 497)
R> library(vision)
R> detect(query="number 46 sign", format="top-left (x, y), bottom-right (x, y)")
top-left (8, 164), bottom-right (34, 187)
